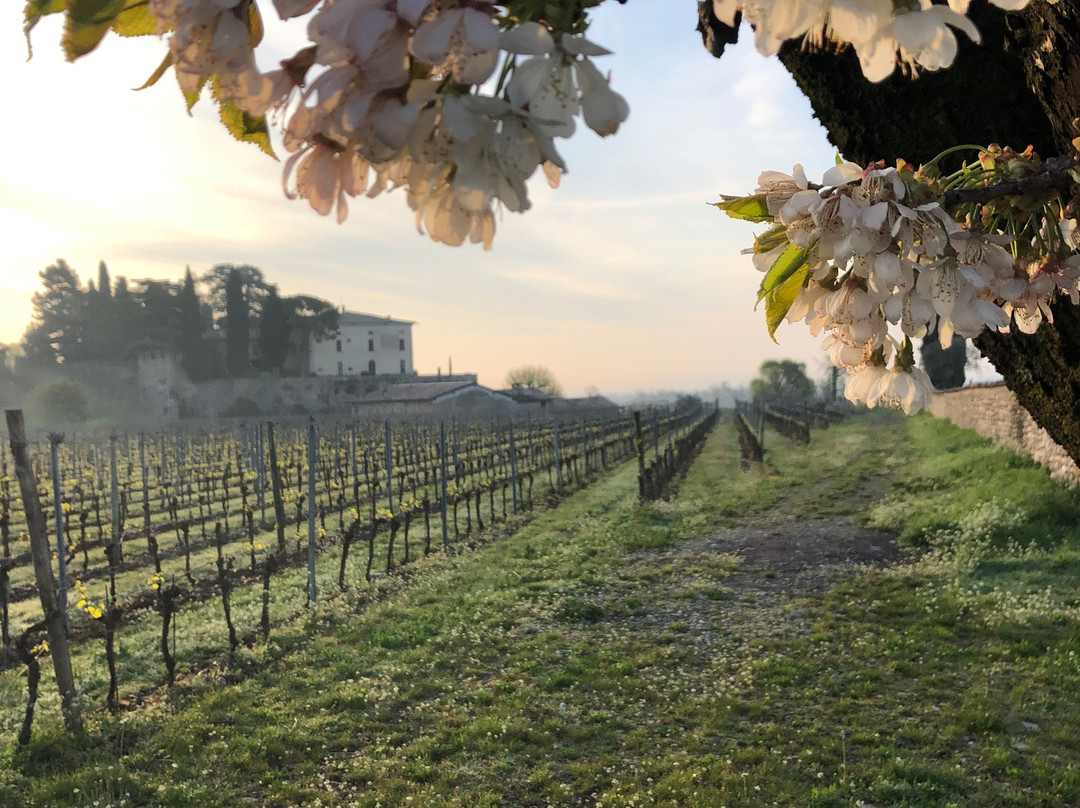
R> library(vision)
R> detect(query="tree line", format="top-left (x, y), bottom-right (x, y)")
top-left (19, 262), bottom-right (339, 381)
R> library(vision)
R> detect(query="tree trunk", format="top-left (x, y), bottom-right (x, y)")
top-left (698, 1), bottom-right (1080, 463)
top-left (5, 410), bottom-right (82, 733)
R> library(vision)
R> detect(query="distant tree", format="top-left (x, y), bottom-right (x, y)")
top-left (109, 276), bottom-right (140, 359)
top-left (82, 279), bottom-right (105, 361)
top-left (260, 289), bottom-right (339, 375)
top-left (130, 279), bottom-right (183, 353)
top-left (177, 266), bottom-right (216, 380)
top-left (818, 365), bottom-right (844, 403)
top-left (96, 261), bottom-right (112, 300)
top-left (673, 393), bottom-right (704, 414)
top-left (259, 286), bottom-right (290, 374)
top-left (200, 264), bottom-right (269, 323)
top-left (29, 379), bottom-right (90, 423)
top-left (78, 261), bottom-right (116, 362)
top-left (225, 267), bottom-right (249, 376)
top-left (285, 294), bottom-right (339, 347)
top-left (505, 365), bottom-right (562, 397)
top-left (22, 260), bottom-right (86, 365)
top-left (0, 344), bottom-right (16, 403)
top-left (750, 360), bottom-right (815, 403)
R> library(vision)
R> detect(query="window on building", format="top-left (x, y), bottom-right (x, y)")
top-left (368, 359), bottom-right (376, 374)
top-left (337, 361), bottom-right (343, 376)
top-left (336, 339), bottom-right (342, 352)
top-left (400, 359), bottom-right (406, 373)
top-left (368, 338), bottom-right (374, 351)
top-left (399, 338), bottom-right (405, 350)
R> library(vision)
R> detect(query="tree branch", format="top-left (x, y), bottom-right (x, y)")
top-left (942, 155), bottom-right (1076, 207)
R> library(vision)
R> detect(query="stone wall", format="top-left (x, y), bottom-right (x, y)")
top-left (182, 377), bottom-right (338, 419)
top-left (931, 383), bottom-right (1080, 484)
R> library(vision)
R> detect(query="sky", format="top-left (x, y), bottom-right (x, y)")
top-left (2, 1), bottom-right (852, 397)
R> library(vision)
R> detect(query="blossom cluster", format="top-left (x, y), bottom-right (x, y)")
top-left (724, 148), bottom-right (1080, 414)
top-left (144, 0), bottom-right (629, 247)
top-left (710, 0), bottom-right (1031, 82)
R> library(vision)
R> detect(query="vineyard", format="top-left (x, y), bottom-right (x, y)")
top-left (0, 403), bottom-right (717, 744)
top-left (732, 400), bottom-right (848, 466)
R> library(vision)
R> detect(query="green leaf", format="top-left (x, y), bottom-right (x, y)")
top-left (134, 50), bottom-right (174, 91)
top-left (218, 98), bottom-right (277, 159)
top-left (756, 243), bottom-right (807, 305)
top-left (183, 74), bottom-right (209, 111)
top-left (244, 0), bottom-right (264, 47)
top-left (23, 0), bottom-right (66, 55)
top-left (63, 0), bottom-right (127, 59)
top-left (764, 264), bottom-right (809, 343)
top-left (712, 194), bottom-right (773, 223)
top-left (753, 224), bottom-right (788, 255)
top-left (112, 1), bottom-right (156, 37)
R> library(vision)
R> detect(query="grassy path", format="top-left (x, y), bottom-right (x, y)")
top-left (3, 412), bottom-right (1080, 807)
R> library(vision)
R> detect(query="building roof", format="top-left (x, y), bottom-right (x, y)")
top-left (497, 386), bottom-right (552, 402)
top-left (360, 381), bottom-right (476, 403)
top-left (339, 311), bottom-right (415, 327)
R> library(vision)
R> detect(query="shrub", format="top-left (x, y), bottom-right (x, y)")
top-left (28, 378), bottom-right (90, 423)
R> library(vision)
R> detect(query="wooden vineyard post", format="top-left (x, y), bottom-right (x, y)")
top-left (453, 418), bottom-right (462, 487)
top-left (140, 435), bottom-right (161, 573)
top-left (634, 412), bottom-right (647, 499)
top-left (509, 422), bottom-right (518, 514)
top-left (580, 418), bottom-right (588, 478)
top-left (306, 418), bottom-right (318, 605)
top-left (439, 421), bottom-right (449, 548)
top-left (159, 433), bottom-right (167, 485)
top-left (176, 435), bottom-right (186, 508)
top-left (267, 422), bottom-right (287, 554)
top-left (652, 410), bottom-right (661, 464)
top-left (48, 433), bottom-right (69, 620)
top-left (553, 415), bottom-right (562, 489)
top-left (256, 422), bottom-right (267, 525)
top-left (6, 410), bottom-right (83, 734)
top-left (384, 420), bottom-right (394, 513)
top-left (109, 434), bottom-right (122, 563)
top-left (350, 421), bottom-right (360, 514)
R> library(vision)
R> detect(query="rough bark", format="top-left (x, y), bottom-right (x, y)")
top-left (6, 410), bottom-right (82, 734)
top-left (698, 0), bottom-right (1080, 464)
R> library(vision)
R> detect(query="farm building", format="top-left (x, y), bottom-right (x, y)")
top-left (351, 381), bottom-right (518, 419)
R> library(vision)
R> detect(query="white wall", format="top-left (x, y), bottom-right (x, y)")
top-left (310, 322), bottom-right (413, 376)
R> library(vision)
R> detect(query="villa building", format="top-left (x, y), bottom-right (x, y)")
top-left (309, 310), bottom-right (415, 377)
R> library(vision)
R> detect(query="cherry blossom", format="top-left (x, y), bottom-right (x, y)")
top-left (721, 145), bottom-right (1080, 415)
top-left (710, 0), bottom-right (1032, 82)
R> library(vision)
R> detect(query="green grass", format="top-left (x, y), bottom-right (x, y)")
top-left (2, 411), bottom-right (1080, 807)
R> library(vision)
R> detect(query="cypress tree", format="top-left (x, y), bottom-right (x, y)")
top-left (178, 266), bottom-right (209, 379)
top-left (225, 268), bottom-right (249, 377)
top-left (97, 261), bottom-right (112, 300)
top-left (259, 285), bottom-right (289, 375)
